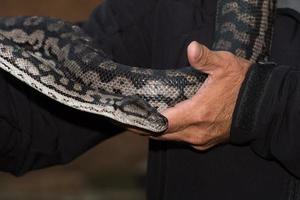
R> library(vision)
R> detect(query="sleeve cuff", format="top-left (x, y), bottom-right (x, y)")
top-left (230, 62), bottom-right (278, 144)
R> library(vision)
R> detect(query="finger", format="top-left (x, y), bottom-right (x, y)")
top-left (187, 41), bottom-right (223, 74)
top-left (192, 136), bottom-right (228, 151)
top-left (127, 128), bottom-right (153, 136)
top-left (150, 132), bottom-right (183, 142)
top-left (161, 99), bottom-right (196, 133)
top-left (152, 131), bottom-right (223, 151)
top-left (150, 127), bottom-right (190, 141)
top-left (192, 143), bottom-right (215, 151)
top-left (151, 126), bottom-right (211, 146)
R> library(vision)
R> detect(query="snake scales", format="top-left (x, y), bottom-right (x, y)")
top-left (0, 0), bottom-right (275, 133)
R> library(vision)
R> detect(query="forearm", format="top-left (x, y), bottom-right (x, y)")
top-left (0, 72), bottom-right (122, 176)
top-left (0, 0), bottom-right (157, 176)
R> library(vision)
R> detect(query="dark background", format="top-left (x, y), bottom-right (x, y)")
top-left (0, 1), bottom-right (148, 200)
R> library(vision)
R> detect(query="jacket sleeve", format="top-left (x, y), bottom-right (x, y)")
top-left (81, 0), bottom-right (157, 67)
top-left (0, 0), bottom-right (157, 176)
top-left (0, 1), bottom-right (139, 176)
top-left (230, 62), bottom-right (300, 178)
top-left (0, 70), bottom-right (124, 176)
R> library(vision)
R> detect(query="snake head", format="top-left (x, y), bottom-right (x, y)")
top-left (114, 96), bottom-right (168, 134)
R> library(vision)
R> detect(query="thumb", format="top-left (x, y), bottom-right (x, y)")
top-left (187, 41), bottom-right (222, 74)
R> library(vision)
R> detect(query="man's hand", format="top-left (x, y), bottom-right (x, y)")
top-left (154, 41), bottom-right (251, 150)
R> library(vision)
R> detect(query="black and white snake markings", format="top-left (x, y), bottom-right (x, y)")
top-left (0, 0), bottom-right (276, 133)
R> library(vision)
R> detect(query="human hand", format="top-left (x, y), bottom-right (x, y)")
top-left (154, 41), bottom-right (251, 150)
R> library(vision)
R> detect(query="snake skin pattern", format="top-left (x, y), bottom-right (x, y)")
top-left (0, 0), bottom-right (276, 133)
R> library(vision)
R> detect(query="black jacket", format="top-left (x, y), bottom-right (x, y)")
top-left (1, 0), bottom-right (300, 199)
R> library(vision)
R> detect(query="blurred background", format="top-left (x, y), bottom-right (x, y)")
top-left (0, 1), bottom-right (148, 200)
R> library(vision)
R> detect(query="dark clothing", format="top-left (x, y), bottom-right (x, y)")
top-left (1, 0), bottom-right (300, 199)
top-left (0, 72), bottom-right (123, 175)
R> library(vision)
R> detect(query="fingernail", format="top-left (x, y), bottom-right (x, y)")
top-left (188, 41), bottom-right (201, 61)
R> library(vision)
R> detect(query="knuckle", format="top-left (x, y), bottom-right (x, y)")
top-left (218, 51), bottom-right (235, 61)
top-left (185, 134), bottom-right (208, 146)
top-left (214, 51), bottom-right (240, 77)
top-left (193, 145), bottom-right (209, 151)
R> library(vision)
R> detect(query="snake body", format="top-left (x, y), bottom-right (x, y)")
top-left (0, 0), bottom-right (276, 133)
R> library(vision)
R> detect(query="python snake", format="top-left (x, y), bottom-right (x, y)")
top-left (0, 0), bottom-right (276, 133)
